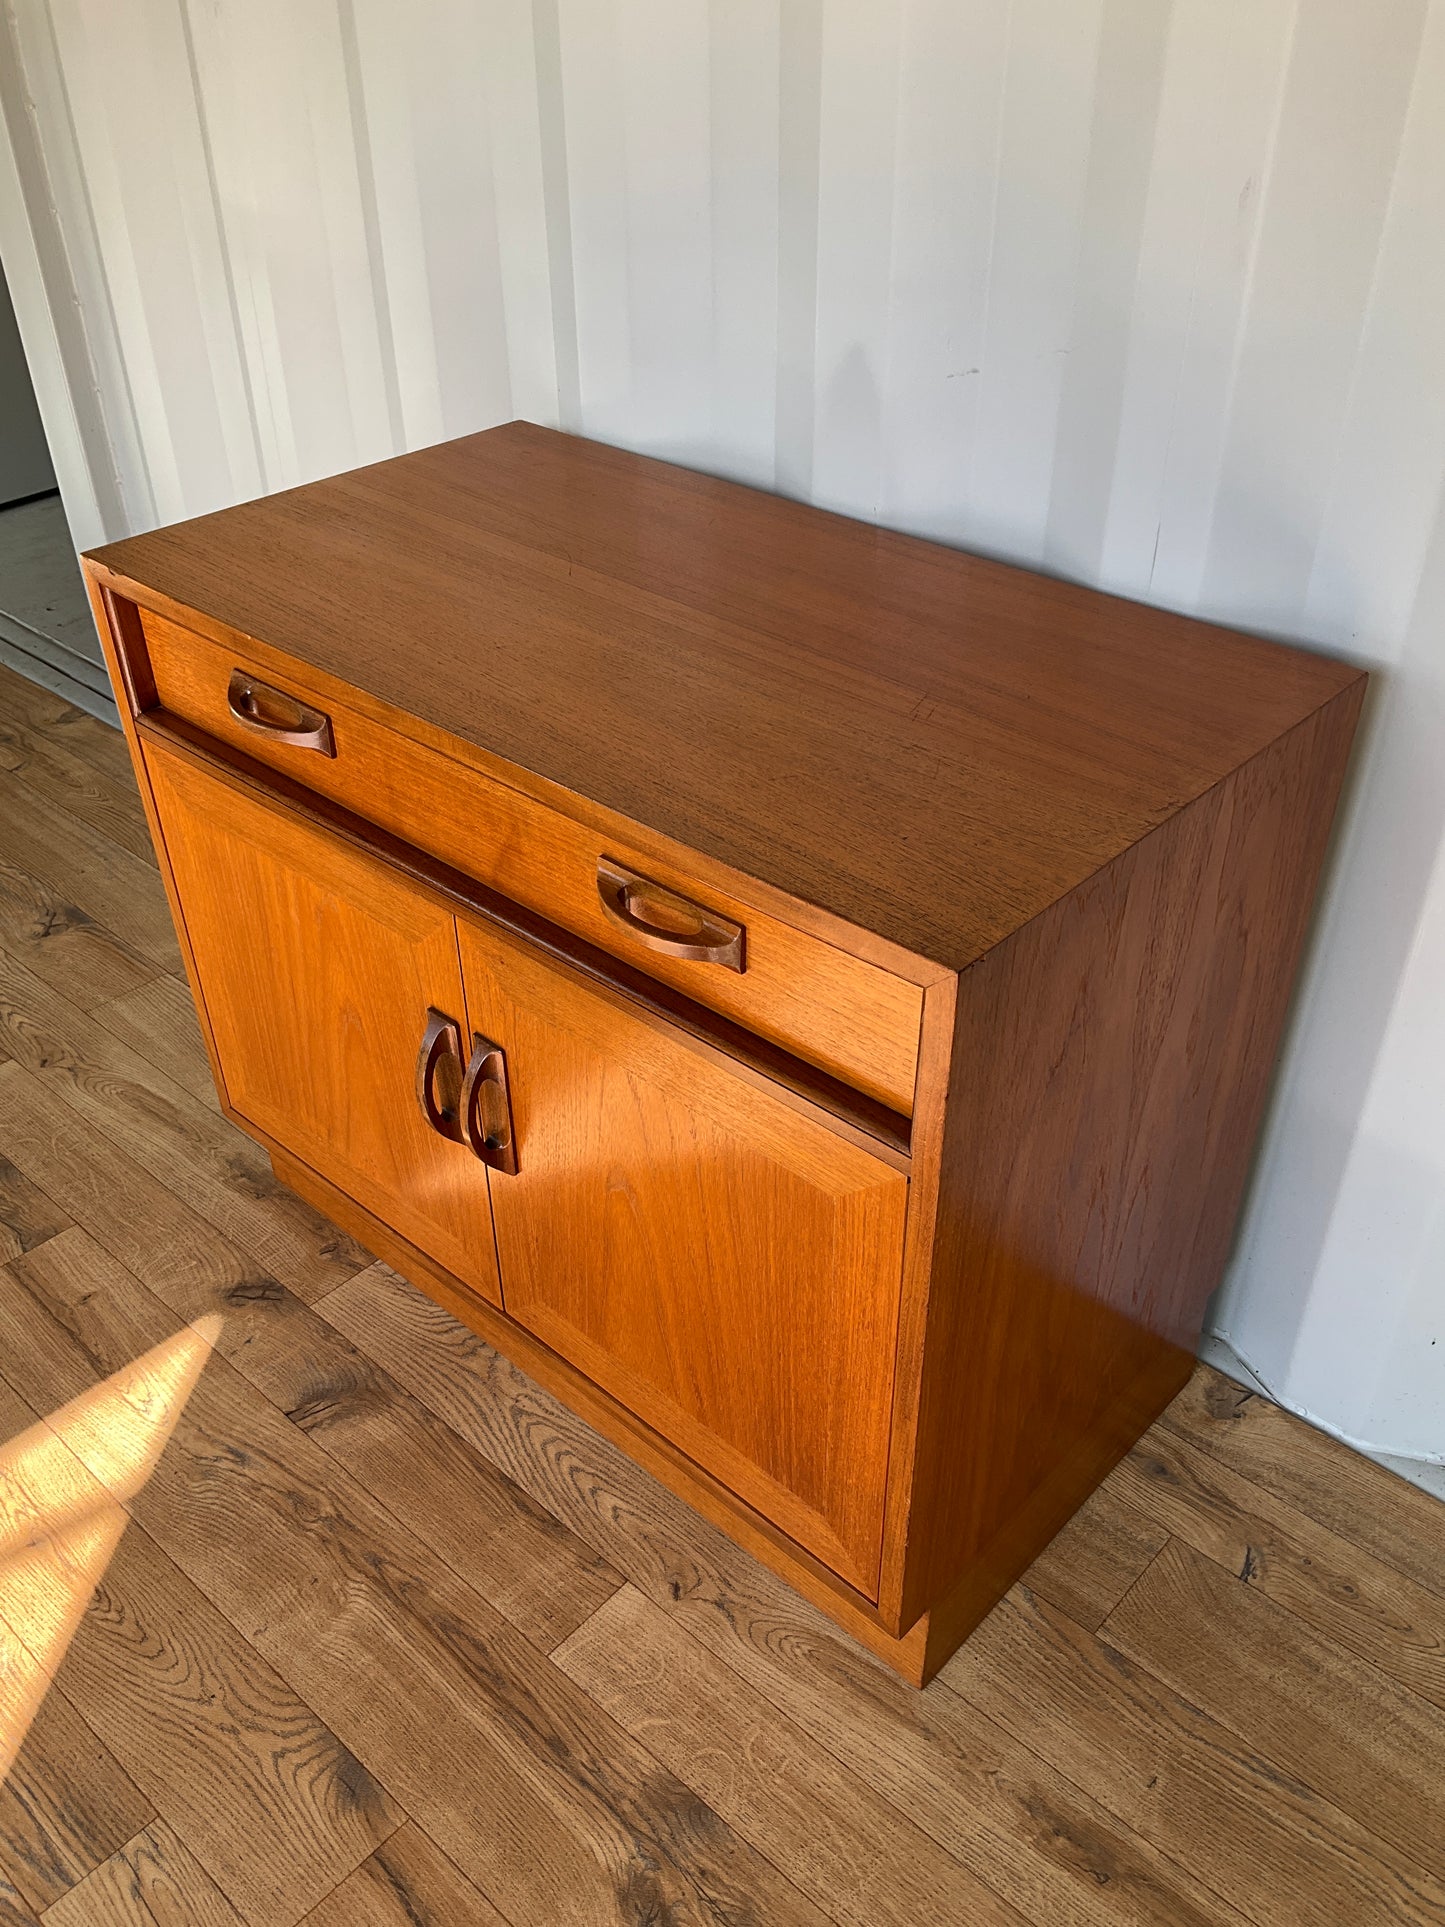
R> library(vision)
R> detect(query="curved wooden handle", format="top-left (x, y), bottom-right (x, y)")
top-left (227, 668), bottom-right (336, 756)
top-left (415, 1007), bottom-right (465, 1142)
top-left (596, 858), bottom-right (745, 973)
top-left (460, 1033), bottom-right (519, 1175)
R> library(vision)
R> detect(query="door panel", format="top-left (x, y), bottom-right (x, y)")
top-left (455, 915), bottom-right (907, 1596)
top-left (145, 743), bottom-right (500, 1303)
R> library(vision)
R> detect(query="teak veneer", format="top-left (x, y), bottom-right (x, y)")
top-left (83, 421), bottom-right (1364, 1682)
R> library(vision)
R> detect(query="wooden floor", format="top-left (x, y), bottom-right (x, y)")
top-left (0, 659), bottom-right (1443, 1927)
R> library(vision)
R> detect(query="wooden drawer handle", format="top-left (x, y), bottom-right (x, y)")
top-left (227, 668), bottom-right (336, 756)
top-left (415, 1007), bottom-right (465, 1142)
top-left (596, 858), bottom-right (745, 973)
top-left (461, 1033), bottom-right (519, 1175)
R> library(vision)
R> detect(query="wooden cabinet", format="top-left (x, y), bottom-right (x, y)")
top-left (84, 422), bottom-right (1366, 1683)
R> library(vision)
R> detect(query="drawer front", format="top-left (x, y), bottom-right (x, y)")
top-left (140, 609), bottom-right (922, 1113)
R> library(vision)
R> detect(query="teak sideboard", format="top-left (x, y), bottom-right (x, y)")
top-left (83, 423), bottom-right (1364, 1684)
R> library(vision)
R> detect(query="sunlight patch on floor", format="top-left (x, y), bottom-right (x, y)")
top-left (0, 1313), bottom-right (223, 1781)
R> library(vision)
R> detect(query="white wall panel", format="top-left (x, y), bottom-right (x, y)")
top-left (2, 0), bottom-right (1443, 1464)
top-left (45, 0), bottom-right (263, 523)
top-left (707, 0), bottom-right (779, 487)
top-left (1200, 0), bottom-right (1427, 636)
top-left (809, 3), bottom-right (900, 520)
top-left (349, 0), bottom-right (513, 449)
top-left (1097, 0), bottom-right (1296, 608)
top-left (959, 0), bottom-right (1104, 563)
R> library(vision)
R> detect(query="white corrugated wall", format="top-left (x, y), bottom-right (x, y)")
top-left (2, 0), bottom-right (1441, 1467)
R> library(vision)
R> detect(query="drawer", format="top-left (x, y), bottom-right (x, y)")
top-left (139, 609), bottom-right (923, 1113)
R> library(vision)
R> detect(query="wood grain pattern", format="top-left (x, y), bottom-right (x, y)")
top-left (91, 975), bottom-right (222, 1112)
top-left (1113, 1423), bottom-right (1445, 1709)
top-left (0, 1673), bottom-right (151, 1917)
top-left (893, 682), bottom-right (1366, 1640)
top-left (1102, 1538), bottom-right (1445, 1878)
top-left (456, 910), bottom-right (907, 1593)
top-left (322, 1266), bottom-right (1248, 1927)
top-left (137, 711), bottom-right (913, 1161)
top-left (40, 1821), bottom-right (246, 1927)
top-left (1163, 1366), bottom-right (1445, 1599)
top-left (140, 609), bottom-right (924, 1114)
top-left (0, 1156), bottom-right (70, 1266)
top-left (0, 853), bottom-right (156, 1015)
top-left (941, 1583), bottom-right (1445, 1927)
top-left (280, 1146), bottom-right (921, 1673)
top-left (1, 665), bottom-right (1436, 1927)
top-left (0, 1238), bottom-right (833, 1927)
top-left (0, 1320), bottom-right (400, 1927)
top-left (143, 742), bottom-right (500, 1306)
top-left (0, 765), bottom-right (176, 976)
top-left (1012, 1479), bottom-right (1168, 1634)
top-left (555, 1585), bottom-right (1028, 1927)
top-left (0, 684), bottom-right (152, 867)
top-left (6, 1211), bottom-right (617, 1658)
top-left (0, 1873), bottom-right (38, 1927)
top-left (0, 666), bottom-right (133, 795)
top-left (299, 1825), bottom-right (507, 1927)
top-left (0, 1059), bottom-right (314, 1336)
top-left (86, 421), bottom-right (1362, 969)
top-left (88, 422), bottom-right (1365, 1673)
top-left (28, 1528), bottom-right (401, 1927)
top-left (0, 1377), bottom-right (151, 1922)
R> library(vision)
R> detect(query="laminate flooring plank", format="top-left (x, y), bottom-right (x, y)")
top-left (43, 1530), bottom-right (398, 1927)
top-left (939, 1581), bottom-right (1445, 1927)
top-left (0, 1660), bottom-right (151, 1917)
top-left (1113, 1424), bottom-right (1445, 1710)
top-left (0, 672), bottom-right (133, 796)
top-left (297, 1825), bottom-right (507, 1927)
top-left (0, 1236), bottom-right (835, 1927)
top-left (0, 697), bottom-right (151, 865)
top-left (0, 668), bottom-right (81, 734)
top-left (320, 1266), bottom-right (1246, 1927)
top-left (0, 1059), bottom-right (334, 1330)
top-left (40, 1821), bottom-right (246, 1927)
top-left (0, 766), bottom-right (176, 972)
top-left (556, 1585), bottom-right (1029, 1927)
top-left (0, 1379), bottom-right (130, 1797)
top-left (7, 1223), bottom-right (617, 1653)
top-left (1164, 1368), bottom-right (1445, 1598)
top-left (274, 1333), bottom-right (622, 1651)
top-left (0, 1158), bottom-right (70, 1267)
top-left (0, 1873), bottom-right (39, 1927)
top-left (1016, 1477), bottom-right (1168, 1633)
top-left (0, 855), bottom-right (155, 1013)
top-left (90, 976), bottom-right (221, 1112)
top-left (0, 1368), bottom-right (397, 1927)
top-left (0, 1376), bottom-right (153, 1918)
top-left (45, 712), bottom-right (134, 796)
top-left (1101, 1537), bottom-right (1445, 1882)
top-left (0, 954), bottom-right (366, 1301)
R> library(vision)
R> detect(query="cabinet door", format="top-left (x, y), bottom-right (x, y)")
top-left (454, 915), bottom-right (907, 1596)
top-left (145, 744), bottom-right (500, 1303)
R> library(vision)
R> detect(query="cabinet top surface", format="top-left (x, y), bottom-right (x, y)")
top-left (90, 422), bottom-right (1362, 967)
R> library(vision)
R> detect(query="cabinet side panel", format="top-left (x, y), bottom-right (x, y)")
top-left (898, 678), bottom-right (1366, 1635)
